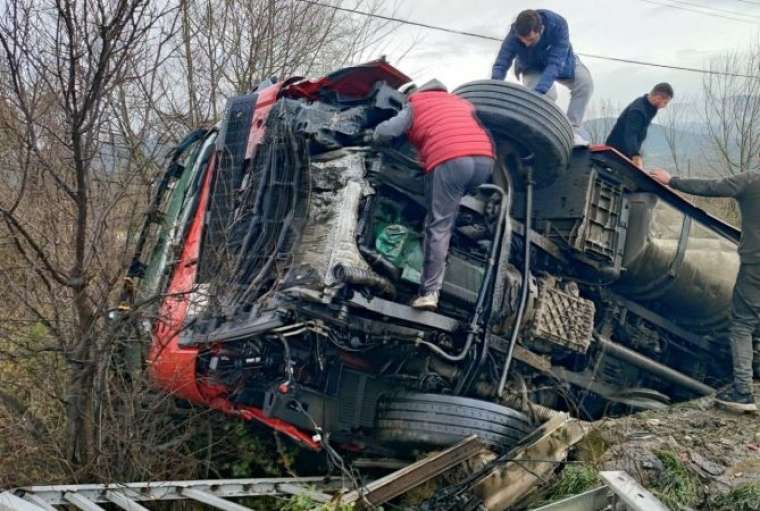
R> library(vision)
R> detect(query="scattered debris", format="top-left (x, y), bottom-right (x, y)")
top-left (473, 415), bottom-right (589, 510)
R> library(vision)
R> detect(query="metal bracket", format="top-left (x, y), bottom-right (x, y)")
top-left (608, 291), bottom-right (711, 352)
top-left (528, 486), bottom-right (611, 510)
top-left (348, 294), bottom-right (460, 332)
top-left (625, 216), bottom-right (692, 301)
top-left (600, 470), bottom-right (670, 511)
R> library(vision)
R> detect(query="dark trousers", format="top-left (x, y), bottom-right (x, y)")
top-left (729, 262), bottom-right (760, 395)
top-left (420, 156), bottom-right (494, 295)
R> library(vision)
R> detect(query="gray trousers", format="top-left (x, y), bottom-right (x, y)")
top-left (421, 156), bottom-right (494, 295)
top-left (729, 262), bottom-right (760, 394)
top-left (522, 56), bottom-right (594, 127)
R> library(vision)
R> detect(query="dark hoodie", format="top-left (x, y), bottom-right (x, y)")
top-left (605, 95), bottom-right (658, 159)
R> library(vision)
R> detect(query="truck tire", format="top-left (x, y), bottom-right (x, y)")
top-left (375, 392), bottom-right (534, 450)
top-left (454, 80), bottom-right (573, 187)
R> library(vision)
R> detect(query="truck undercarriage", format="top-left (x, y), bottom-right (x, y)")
top-left (127, 60), bottom-right (742, 457)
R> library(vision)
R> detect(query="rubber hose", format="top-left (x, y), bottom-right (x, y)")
top-left (332, 264), bottom-right (396, 297)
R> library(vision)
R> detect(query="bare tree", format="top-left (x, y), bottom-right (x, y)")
top-left (584, 98), bottom-right (619, 144)
top-left (164, 0), bottom-right (401, 129)
top-left (0, 0), bottom-right (183, 478)
top-left (660, 97), bottom-right (697, 176)
top-left (701, 43), bottom-right (760, 177)
top-left (0, 0), bottom-right (405, 485)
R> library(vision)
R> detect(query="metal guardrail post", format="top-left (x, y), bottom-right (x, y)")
top-left (528, 486), bottom-right (611, 511)
top-left (600, 471), bottom-right (670, 511)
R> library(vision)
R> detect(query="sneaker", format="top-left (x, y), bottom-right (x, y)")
top-left (411, 291), bottom-right (439, 311)
top-left (572, 126), bottom-right (591, 147)
top-left (715, 386), bottom-right (758, 413)
top-left (572, 132), bottom-right (589, 146)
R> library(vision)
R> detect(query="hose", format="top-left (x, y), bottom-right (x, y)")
top-left (497, 158), bottom-right (534, 398)
top-left (332, 264), bottom-right (396, 297)
top-left (455, 183), bottom-right (509, 391)
top-left (358, 246), bottom-right (402, 281)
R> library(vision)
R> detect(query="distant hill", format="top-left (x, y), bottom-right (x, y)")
top-left (584, 117), bottom-right (710, 174)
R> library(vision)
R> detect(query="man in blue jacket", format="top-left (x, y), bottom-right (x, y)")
top-left (491, 9), bottom-right (593, 133)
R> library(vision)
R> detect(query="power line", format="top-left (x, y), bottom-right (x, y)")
top-left (295, 0), bottom-right (756, 79)
top-left (638, 0), bottom-right (759, 23)
top-left (726, 0), bottom-right (760, 6)
top-left (649, 0), bottom-right (760, 19)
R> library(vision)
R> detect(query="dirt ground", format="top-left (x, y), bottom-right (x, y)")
top-left (595, 385), bottom-right (760, 482)
top-left (547, 383), bottom-right (760, 509)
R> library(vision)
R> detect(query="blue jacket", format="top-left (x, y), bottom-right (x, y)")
top-left (491, 9), bottom-right (576, 94)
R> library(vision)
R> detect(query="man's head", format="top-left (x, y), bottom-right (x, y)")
top-left (513, 10), bottom-right (543, 47)
top-left (400, 82), bottom-right (418, 96)
top-left (648, 82), bottom-right (674, 109)
top-left (416, 79), bottom-right (448, 93)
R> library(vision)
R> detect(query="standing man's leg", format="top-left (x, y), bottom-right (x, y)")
top-left (522, 59), bottom-right (592, 133)
top-left (558, 56), bottom-right (594, 128)
top-left (719, 263), bottom-right (760, 411)
top-left (521, 71), bottom-right (558, 102)
top-left (416, 158), bottom-right (475, 310)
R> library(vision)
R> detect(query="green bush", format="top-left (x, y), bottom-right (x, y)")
top-left (651, 450), bottom-right (700, 510)
top-left (711, 483), bottom-right (760, 511)
top-left (544, 464), bottom-right (601, 501)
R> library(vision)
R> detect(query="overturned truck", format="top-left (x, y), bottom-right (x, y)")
top-left (127, 60), bottom-right (742, 455)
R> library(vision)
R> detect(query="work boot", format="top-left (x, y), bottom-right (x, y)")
top-left (715, 386), bottom-right (758, 413)
top-left (411, 291), bottom-right (439, 311)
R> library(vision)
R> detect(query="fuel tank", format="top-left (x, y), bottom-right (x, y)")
top-left (617, 193), bottom-right (739, 333)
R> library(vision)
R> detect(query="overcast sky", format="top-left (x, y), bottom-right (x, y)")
top-left (371, 0), bottom-right (758, 118)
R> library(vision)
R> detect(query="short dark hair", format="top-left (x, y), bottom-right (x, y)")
top-left (513, 10), bottom-right (542, 37)
top-left (651, 82), bottom-right (674, 98)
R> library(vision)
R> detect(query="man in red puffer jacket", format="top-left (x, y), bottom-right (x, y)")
top-left (373, 79), bottom-right (495, 311)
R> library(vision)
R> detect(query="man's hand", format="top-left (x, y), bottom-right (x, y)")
top-left (649, 169), bottom-right (672, 186)
top-left (631, 155), bottom-right (643, 169)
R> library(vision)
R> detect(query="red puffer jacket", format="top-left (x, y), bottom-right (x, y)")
top-left (408, 91), bottom-right (494, 172)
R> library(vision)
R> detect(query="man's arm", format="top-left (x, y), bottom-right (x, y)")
top-left (373, 104), bottom-right (412, 144)
top-left (670, 174), bottom-right (749, 198)
top-left (491, 35), bottom-right (516, 80)
top-left (650, 169), bottom-right (749, 198)
top-left (535, 16), bottom-right (570, 94)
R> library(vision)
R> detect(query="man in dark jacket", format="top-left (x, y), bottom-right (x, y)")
top-left (650, 167), bottom-right (760, 413)
top-left (606, 83), bottom-right (674, 168)
top-left (491, 9), bottom-right (593, 130)
top-left (372, 79), bottom-right (495, 311)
